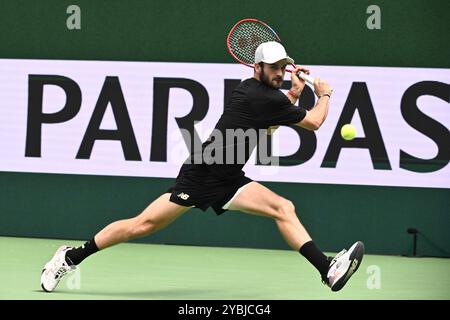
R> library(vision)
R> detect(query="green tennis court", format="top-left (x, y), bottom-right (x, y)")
top-left (0, 236), bottom-right (448, 300)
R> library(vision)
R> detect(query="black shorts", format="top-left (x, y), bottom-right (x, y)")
top-left (167, 164), bottom-right (253, 215)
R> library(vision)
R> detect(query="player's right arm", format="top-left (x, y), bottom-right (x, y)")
top-left (296, 78), bottom-right (332, 131)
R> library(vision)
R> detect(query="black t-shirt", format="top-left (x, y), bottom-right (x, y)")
top-left (185, 77), bottom-right (307, 181)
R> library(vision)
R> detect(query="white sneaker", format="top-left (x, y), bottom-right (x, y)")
top-left (40, 246), bottom-right (76, 292)
top-left (326, 241), bottom-right (364, 292)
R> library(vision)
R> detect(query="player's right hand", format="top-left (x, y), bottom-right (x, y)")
top-left (313, 77), bottom-right (332, 98)
top-left (290, 66), bottom-right (308, 95)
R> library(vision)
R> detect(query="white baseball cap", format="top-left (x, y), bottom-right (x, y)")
top-left (254, 41), bottom-right (294, 65)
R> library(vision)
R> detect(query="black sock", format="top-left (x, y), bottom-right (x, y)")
top-left (65, 238), bottom-right (99, 265)
top-left (299, 241), bottom-right (330, 280)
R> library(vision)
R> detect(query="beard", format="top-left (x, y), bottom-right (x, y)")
top-left (260, 67), bottom-right (284, 89)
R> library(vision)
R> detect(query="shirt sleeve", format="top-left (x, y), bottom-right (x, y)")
top-left (248, 87), bottom-right (307, 128)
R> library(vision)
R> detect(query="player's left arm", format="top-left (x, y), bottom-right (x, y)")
top-left (296, 77), bottom-right (332, 130)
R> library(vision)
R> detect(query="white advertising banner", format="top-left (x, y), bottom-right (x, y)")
top-left (0, 59), bottom-right (449, 188)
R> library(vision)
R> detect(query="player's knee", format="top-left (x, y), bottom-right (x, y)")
top-left (276, 200), bottom-right (296, 221)
top-left (129, 218), bottom-right (157, 238)
top-left (281, 199), bottom-right (296, 214)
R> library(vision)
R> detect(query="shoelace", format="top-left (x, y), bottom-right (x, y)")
top-left (54, 264), bottom-right (70, 280)
top-left (322, 249), bottom-right (347, 286)
top-left (329, 249), bottom-right (347, 267)
top-left (321, 248), bottom-right (350, 286)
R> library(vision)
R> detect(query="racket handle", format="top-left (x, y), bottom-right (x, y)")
top-left (297, 71), bottom-right (315, 85)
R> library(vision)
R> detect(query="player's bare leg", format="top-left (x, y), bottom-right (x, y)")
top-left (227, 182), bottom-right (310, 251)
top-left (228, 181), bottom-right (364, 291)
top-left (40, 193), bottom-right (190, 292)
top-left (95, 193), bottom-right (190, 249)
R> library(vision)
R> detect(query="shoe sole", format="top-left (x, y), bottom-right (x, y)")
top-left (331, 241), bottom-right (365, 292)
top-left (41, 282), bottom-right (51, 292)
top-left (41, 268), bottom-right (51, 292)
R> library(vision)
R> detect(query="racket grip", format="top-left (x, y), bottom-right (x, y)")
top-left (297, 72), bottom-right (314, 85)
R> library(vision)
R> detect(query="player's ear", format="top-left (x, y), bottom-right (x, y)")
top-left (255, 62), bottom-right (264, 76)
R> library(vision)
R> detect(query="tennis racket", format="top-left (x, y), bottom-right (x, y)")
top-left (227, 18), bottom-right (315, 85)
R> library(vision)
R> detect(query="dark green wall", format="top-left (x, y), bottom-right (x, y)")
top-left (0, 172), bottom-right (449, 256)
top-left (1, 0), bottom-right (449, 67)
top-left (0, 0), bottom-right (449, 256)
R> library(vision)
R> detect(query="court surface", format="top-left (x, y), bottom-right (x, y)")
top-left (0, 236), bottom-right (448, 300)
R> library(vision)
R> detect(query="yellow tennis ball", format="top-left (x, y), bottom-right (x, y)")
top-left (341, 124), bottom-right (356, 140)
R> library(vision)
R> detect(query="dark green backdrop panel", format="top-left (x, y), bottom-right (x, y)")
top-left (0, 0), bottom-right (449, 67)
top-left (0, 172), bottom-right (448, 257)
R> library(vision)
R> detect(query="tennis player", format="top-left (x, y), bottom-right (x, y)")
top-left (41, 41), bottom-right (364, 293)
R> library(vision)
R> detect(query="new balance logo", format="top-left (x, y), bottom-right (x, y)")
top-left (177, 192), bottom-right (190, 200)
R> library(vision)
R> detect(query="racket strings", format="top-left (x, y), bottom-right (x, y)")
top-left (229, 22), bottom-right (279, 65)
